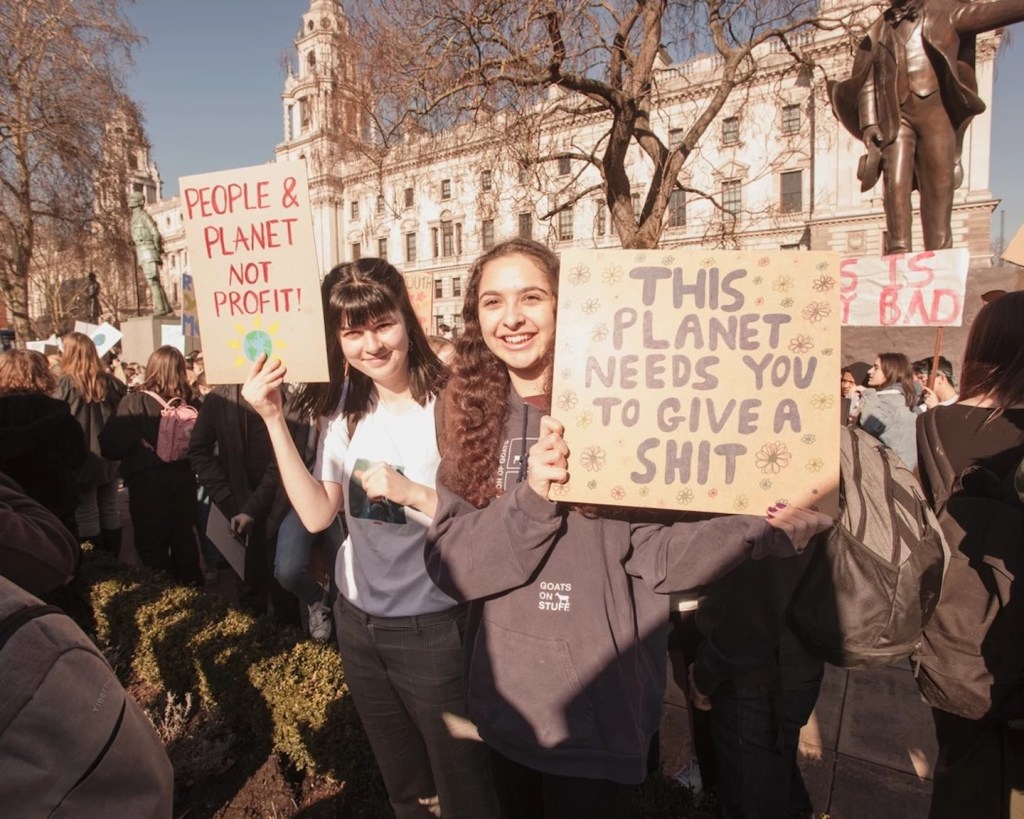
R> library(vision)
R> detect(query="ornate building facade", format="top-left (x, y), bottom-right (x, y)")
top-left (154, 0), bottom-right (1004, 334)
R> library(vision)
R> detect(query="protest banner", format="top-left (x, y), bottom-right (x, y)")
top-left (73, 321), bottom-right (122, 358)
top-left (1002, 223), bottom-right (1024, 268)
top-left (402, 272), bottom-right (434, 334)
top-left (180, 272), bottom-right (200, 338)
top-left (839, 247), bottom-right (968, 327)
top-left (179, 161), bottom-right (329, 384)
top-left (550, 249), bottom-right (841, 516)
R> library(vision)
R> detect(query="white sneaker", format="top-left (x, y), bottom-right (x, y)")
top-left (674, 758), bottom-right (703, 796)
top-left (307, 601), bottom-right (333, 642)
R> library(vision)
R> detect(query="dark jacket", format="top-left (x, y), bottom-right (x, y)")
top-left (99, 390), bottom-right (198, 483)
top-left (0, 393), bottom-right (86, 534)
top-left (426, 390), bottom-right (800, 784)
top-left (53, 374), bottom-right (126, 486)
top-left (0, 471), bottom-right (79, 595)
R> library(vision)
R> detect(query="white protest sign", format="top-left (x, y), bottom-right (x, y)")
top-left (179, 161), bottom-right (329, 385)
top-left (839, 248), bottom-right (968, 327)
top-left (73, 321), bottom-right (122, 358)
top-left (551, 248), bottom-right (841, 516)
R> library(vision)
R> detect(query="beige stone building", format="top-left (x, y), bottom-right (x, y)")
top-left (153, 0), bottom-right (1005, 334)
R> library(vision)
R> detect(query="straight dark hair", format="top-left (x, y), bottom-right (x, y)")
top-left (875, 352), bottom-right (917, 408)
top-left (958, 291), bottom-right (1024, 408)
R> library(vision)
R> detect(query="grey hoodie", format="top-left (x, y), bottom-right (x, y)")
top-left (426, 390), bottom-right (800, 784)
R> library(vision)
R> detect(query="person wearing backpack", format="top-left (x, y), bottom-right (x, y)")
top-left (915, 291), bottom-right (1024, 819)
top-left (100, 346), bottom-right (202, 586)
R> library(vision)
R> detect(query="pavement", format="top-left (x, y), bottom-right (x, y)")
top-left (660, 658), bottom-right (937, 818)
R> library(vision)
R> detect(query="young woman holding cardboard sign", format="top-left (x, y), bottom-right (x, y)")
top-left (242, 259), bottom-right (497, 819)
top-left (424, 238), bottom-right (832, 818)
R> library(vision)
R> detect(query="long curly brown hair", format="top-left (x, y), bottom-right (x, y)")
top-left (60, 332), bottom-right (110, 403)
top-left (438, 239), bottom-right (559, 508)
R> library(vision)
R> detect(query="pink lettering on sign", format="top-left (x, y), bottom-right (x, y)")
top-left (183, 181), bottom-right (270, 219)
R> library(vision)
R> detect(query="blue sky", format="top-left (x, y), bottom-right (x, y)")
top-left (125, 0), bottom-right (1024, 243)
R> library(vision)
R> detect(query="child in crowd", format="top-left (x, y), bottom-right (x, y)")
top-left (422, 239), bottom-right (832, 818)
top-left (242, 259), bottom-right (498, 819)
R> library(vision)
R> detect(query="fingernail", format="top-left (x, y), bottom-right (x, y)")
top-left (776, 502), bottom-right (788, 509)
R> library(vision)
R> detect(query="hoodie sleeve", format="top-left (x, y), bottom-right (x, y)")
top-left (0, 473), bottom-right (77, 595)
top-left (188, 396), bottom-right (238, 518)
top-left (626, 514), bottom-right (798, 594)
top-left (425, 477), bottom-right (564, 601)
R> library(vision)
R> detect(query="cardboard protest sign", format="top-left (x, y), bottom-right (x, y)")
top-left (402, 272), bottom-right (434, 334)
top-left (550, 249), bottom-right (841, 516)
top-left (180, 272), bottom-right (200, 338)
top-left (839, 248), bottom-right (968, 327)
top-left (179, 162), bottom-right (329, 384)
top-left (1002, 223), bottom-right (1024, 268)
top-left (73, 321), bottom-right (122, 358)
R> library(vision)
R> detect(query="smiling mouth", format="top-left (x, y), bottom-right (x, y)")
top-left (501, 333), bottom-right (533, 345)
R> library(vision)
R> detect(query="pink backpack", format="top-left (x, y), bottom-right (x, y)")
top-left (142, 390), bottom-right (198, 462)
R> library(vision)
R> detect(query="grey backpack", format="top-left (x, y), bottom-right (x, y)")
top-left (788, 426), bottom-right (948, 668)
top-left (0, 575), bottom-right (173, 818)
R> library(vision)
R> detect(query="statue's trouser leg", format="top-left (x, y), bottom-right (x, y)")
top-left (882, 119), bottom-right (917, 254)
top-left (910, 93), bottom-right (956, 252)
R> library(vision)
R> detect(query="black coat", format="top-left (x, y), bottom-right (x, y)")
top-left (53, 374), bottom-right (126, 486)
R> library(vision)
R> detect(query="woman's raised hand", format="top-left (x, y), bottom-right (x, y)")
top-left (765, 504), bottom-right (834, 553)
top-left (527, 415), bottom-right (569, 500)
top-left (241, 354), bottom-right (286, 420)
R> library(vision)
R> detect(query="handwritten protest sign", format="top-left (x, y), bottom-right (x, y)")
top-left (839, 248), bottom-right (968, 327)
top-left (180, 272), bottom-right (200, 338)
top-left (402, 272), bottom-right (434, 334)
top-left (180, 162), bottom-right (329, 384)
top-left (1002, 223), bottom-right (1024, 268)
top-left (550, 249), bottom-right (841, 516)
top-left (74, 321), bottom-right (122, 359)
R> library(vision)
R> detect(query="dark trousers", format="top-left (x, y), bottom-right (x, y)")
top-left (710, 681), bottom-right (820, 819)
top-left (488, 750), bottom-right (634, 819)
top-left (128, 467), bottom-right (201, 586)
top-left (333, 598), bottom-right (499, 819)
top-left (930, 708), bottom-right (1024, 819)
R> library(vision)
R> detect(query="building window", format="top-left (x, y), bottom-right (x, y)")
top-left (782, 104), bottom-right (801, 135)
top-left (350, 199), bottom-right (359, 219)
top-left (404, 187), bottom-right (414, 208)
top-left (441, 221), bottom-right (455, 257)
top-left (722, 116), bottom-right (739, 146)
top-left (452, 277), bottom-right (462, 298)
top-left (595, 202), bottom-right (607, 236)
top-left (351, 242), bottom-right (361, 261)
top-left (669, 128), bottom-right (684, 150)
top-left (632, 192), bottom-right (642, 222)
top-left (377, 237), bottom-right (388, 259)
top-left (780, 170), bottom-right (803, 213)
top-left (376, 194), bottom-right (385, 216)
top-left (431, 227), bottom-right (439, 258)
top-left (481, 170), bottom-right (492, 191)
top-left (481, 218), bottom-right (495, 250)
top-left (722, 179), bottom-right (741, 216)
top-left (558, 156), bottom-right (571, 176)
top-left (455, 222), bottom-right (463, 256)
top-left (518, 212), bottom-right (532, 239)
top-left (668, 188), bottom-right (686, 228)
top-left (405, 232), bottom-right (417, 262)
top-left (557, 207), bottom-right (574, 241)
top-left (299, 97), bottom-right (310, 129)
top-left (441, 179), bottom-right (452, 200)
top-left (434, 279), bottom-right (444, 298)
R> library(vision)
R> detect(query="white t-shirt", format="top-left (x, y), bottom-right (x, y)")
top-left (314, 396), bottom-right (456, 617)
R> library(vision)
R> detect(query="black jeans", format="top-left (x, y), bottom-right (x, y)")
top-left (333, 598), bottom-right (498, 819)
top-left (488, 750), bottom-right (634, 819)
top-left (128, 467), bottom-right (201, 586)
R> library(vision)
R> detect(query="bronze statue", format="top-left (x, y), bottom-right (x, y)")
top-left (831, 0), bottom-right (1024, 254)
top-left (84, 271), bottom-right (100, 323)
top-left (129, 192), bottom-right (172, 316)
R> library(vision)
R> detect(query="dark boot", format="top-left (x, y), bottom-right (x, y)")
top-left (100, 528), bottom-right (122, 559)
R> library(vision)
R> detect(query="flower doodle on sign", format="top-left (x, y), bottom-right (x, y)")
top-left (755, 442), bottom-right (793, 474)
top-left (576, 411), bottom-right (593, 428)
top-left (587, 480), bottom-right (598, 490)
top-left (677, 488), bottom-right (694, 504)
top-left (551, 482), bottom-right (571, 497)
top-left (758, 256), bottom-right (771, 267)
top-left (802, 301), bottom-right (831, 323)
top-left (811, 394), bottom-right (835, 411)
top-left (602, 265), bottom-right (624, 285)
top-left (773, 275), bottom-right (794, 292)
top-left (812, 275), bottom-right (836, 292)
top-left (580, 445), bottom-right (606, 472)
top-left (733, 495), bottom-right (749, 511)
top-left (591, 323), bottom-right (609, 342)
top-left (568, 264), bottom-right (591, 286)
top-left (556, 390), bottom-right (578, 411)
top-left (611, 485), bottom-right (626, 501)
top-left (581, 298), bottom-right (600, 315)
top-left (788, 334), bottom-right (814, 354)
top-left (759, 478), bottom-right (773, 491)
top-left (801, 434), bottom-right (816, 445)
top-left (806, 458), bottom-right (824, 473)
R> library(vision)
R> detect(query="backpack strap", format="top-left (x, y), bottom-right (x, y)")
top-left (140, 390), bottom-right (171, 410)
top-left (0, 604), bottom-right (63, 652)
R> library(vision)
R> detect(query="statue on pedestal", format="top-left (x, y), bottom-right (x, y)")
top-left (830, 0), bottom-right (1024, 254)
top-left (84, 271), bottom-right (100, 324)
top-left (129, 192), bottom-right (172, 316)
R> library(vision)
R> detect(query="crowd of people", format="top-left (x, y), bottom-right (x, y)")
top-left (0, 240), bottom-right (1021, 818)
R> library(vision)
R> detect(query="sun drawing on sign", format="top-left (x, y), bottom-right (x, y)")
top-left (228, 317), bottom-right (284, 368)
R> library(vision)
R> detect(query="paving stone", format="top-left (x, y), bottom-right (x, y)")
top-left (801, 663), bottom-right (847, 753)
top-left (837, 665), bottom-right (937, 778)
top-left (829, 755), bottom-right (932, 819)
